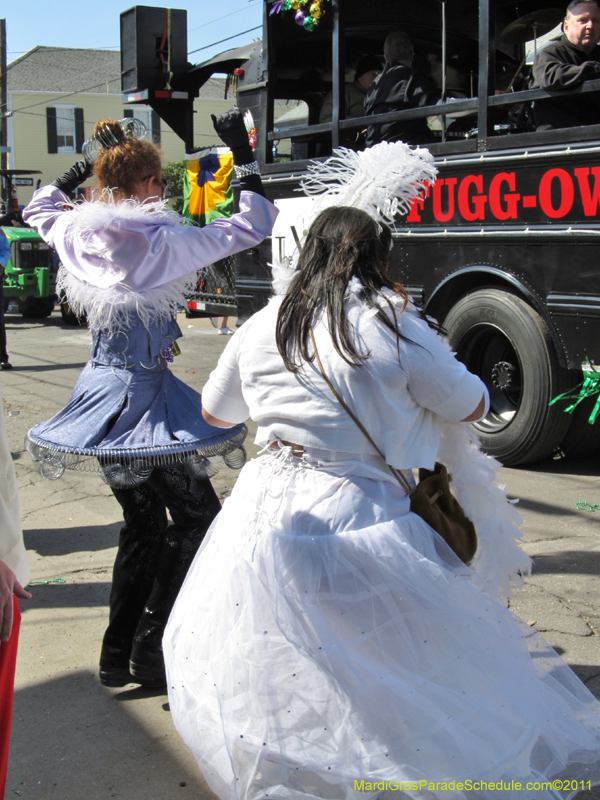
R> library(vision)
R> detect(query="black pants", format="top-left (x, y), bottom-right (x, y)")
top-left (100, 463), bottom-right (221, 668)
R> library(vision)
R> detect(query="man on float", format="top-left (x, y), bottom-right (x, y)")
top-left (365, 31), bottom-right (441, 147)
top-left (531, 0), bottom-right (600, 129)
top-left (319, 54), bottom-right (382, 146)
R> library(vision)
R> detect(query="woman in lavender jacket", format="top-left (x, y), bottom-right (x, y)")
top-left (23, 111), bottom-right (277, 689)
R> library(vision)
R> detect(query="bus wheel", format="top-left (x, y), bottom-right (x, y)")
top-left (443, 289), bottom-right (573, 466)
top-left (18, 296), bottom-right (55, 319)
top-left (555, 395), bottom-right (600, 459)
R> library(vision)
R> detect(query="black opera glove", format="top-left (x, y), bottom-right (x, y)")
top-left (52, 160), bottom-right (94, 195)
top-left (236, 172), bottom-right (265, 198)
top-left (212, 106), bottom-right (264, 195)
top-left (211, 107), bottom-right (254, 166)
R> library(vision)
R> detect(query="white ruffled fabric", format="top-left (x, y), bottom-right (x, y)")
top-left (164, 448), bottom-right (600, 800)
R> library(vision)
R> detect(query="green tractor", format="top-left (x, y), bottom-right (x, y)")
top-left (1, 227), bottom-right (56, 318)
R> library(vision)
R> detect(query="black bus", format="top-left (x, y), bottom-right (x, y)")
top-left (121, 0), bottom-right (600, 465)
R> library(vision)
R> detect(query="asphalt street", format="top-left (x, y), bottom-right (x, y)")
top-left (1, 308), bottom-right (599, 799)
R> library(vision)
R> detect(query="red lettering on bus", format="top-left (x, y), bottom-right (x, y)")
top-left (432, 178), bottom-right (457, 222)
top-left (488, 172), bottom-right (520, 220)
top-left (457, 175), bottom-right (487, 221)
top-left (406, 185), bottom-right (430, 222)
top-left (539, 169), bottom-right (574, 219)
top-left (406, 201), bottom-right (423, 222)
top-left (574, 167), bottom-right (600, 216)
top-left (522, 195), bottom-right (537, 208)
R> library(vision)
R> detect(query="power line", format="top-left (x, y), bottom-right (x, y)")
top-left (0, 79), bottom-right (114, 113)
top-left (11, 0), bottom-right (262, 56)
top-left (9, 19), bottom-right (262, 70)
top-left (10, 107), bottom-right (225, 143)
top-left (7, 71), bottom-right (227, 114)
top-left (188, 25), bottom-right (262, 55)
top-left (10, 79), bottom-right (121, 114)
top-left (5, 23), bottom-right (263, 113)
top-left (189, 3), bottom-right (260, 33)
top-left (5, 50), bottom-right (122, 113)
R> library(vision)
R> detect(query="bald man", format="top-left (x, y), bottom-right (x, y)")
top-left (531, 0), bottom-right (600, 129)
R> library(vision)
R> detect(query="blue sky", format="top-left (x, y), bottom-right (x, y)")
top-left (5, 0), bottom-right (263, 64)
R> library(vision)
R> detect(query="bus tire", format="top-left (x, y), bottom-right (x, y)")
top-left (18, 296), bottom-right (55, 319)
top-left (443, 289), bottom-right (573, 466)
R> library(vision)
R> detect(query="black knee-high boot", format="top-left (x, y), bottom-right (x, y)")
top-left (128, 463), bottom-right (221, 686)
top-left (99, 482), bottom-right (168, 686)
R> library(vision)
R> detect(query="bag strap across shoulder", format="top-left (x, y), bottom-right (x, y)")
top-left (308, 328), bottom-right (414, 496)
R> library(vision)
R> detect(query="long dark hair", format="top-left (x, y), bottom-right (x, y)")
top-left (276, 206), bottom-right (411, 372)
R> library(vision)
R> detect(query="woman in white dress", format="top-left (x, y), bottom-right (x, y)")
top-left (164, 206), bottom-right (600, 799)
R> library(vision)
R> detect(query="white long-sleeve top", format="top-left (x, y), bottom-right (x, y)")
top-left (202, 291), bottom-right (488, 471)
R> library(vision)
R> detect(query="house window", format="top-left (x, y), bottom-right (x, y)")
top-left (55, 106), bottom-right (76, 153)
top-left (131, 108), bottom-right (151, 137)
top-left (46, 107), bottom-right (84, 155)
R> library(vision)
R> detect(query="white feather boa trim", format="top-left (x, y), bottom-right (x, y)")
top-left (57, 267), bottom-right (197, 335)
top-left (436, 421), bottom-right (531, 601)
top-left (63, 190), bottom-right (185, 243)
top-left (270, 261), bottom-right (531, 600)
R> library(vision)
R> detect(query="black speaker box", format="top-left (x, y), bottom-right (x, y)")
top-left (120, 6), bottom-right (188, 94)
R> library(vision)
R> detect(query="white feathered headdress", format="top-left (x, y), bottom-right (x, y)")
top-left (270, 142), bottom-right (437, 290)
top-left (301, 141), bottom-right (437, 226)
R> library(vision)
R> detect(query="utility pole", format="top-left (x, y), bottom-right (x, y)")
top-left (0, 19), bottom-right (7, 204)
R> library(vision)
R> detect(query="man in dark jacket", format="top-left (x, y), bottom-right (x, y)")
top-left (320, 55), bottom-right (383, 124)
top-left (531, 0), bottom-right (600, 129)
top-left (365, 31), bottom-right (441, 147)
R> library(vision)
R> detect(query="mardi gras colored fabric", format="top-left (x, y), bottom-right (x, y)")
top-left (183, 148), bottom-right (234, 227)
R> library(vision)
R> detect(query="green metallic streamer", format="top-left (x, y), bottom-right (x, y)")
top-left (549, 359), bottom-right (600, 424)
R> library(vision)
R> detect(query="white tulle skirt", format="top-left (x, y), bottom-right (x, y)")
top-left (164, 449), bottom-right (600, 800)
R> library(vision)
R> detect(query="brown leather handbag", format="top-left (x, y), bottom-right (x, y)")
top-left (309, 330), bottom-right (477, 564)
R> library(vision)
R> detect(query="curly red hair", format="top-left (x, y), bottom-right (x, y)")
top-left (92, 119), bottom-right (162, 199)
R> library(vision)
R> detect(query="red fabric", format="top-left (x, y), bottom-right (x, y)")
top-left (0, 597), bottom-right (21, 800)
